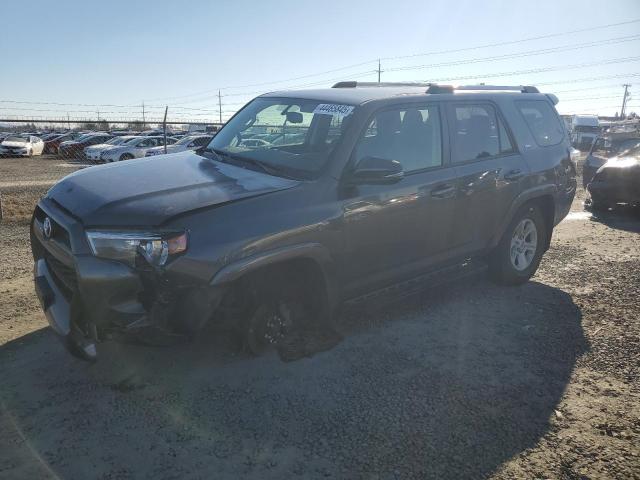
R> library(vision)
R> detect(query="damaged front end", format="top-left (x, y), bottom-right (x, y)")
top-left (31, 199), bottom-right (224, 361)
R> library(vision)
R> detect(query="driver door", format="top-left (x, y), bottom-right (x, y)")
top-left (340, 104), bottom-right (458, 297)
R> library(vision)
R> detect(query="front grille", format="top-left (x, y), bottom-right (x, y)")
top-left (34, 206), bottom-right (71, 250)
top-left (45, 253), bottom-right (77, 300)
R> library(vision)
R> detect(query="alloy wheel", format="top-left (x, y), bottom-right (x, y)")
top-left (510, 218), bottom-right (538, 271)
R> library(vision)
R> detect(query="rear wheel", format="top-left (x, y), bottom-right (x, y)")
top-left (489, 204), bottom-right (547, 285)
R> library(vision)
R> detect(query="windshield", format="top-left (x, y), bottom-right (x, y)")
top-left (591, 137), bottom-right (640, 157)
top-left (105, 137), bottom-right (126, 145)
top-left (4, 136), bottom-right (27, 143)
top-left (575, 125), bottom-right (599, 133)
top-left (76, 134), bottom-right (98, 142)
top-left (175, 136), bottom-right (199, 146)
top-left (208, 97), bottom-right (355, 178)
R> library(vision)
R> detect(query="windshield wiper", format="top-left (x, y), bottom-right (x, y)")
top-left (205, 147), bottom-right (295, 179)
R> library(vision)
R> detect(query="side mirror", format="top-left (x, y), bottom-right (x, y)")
top-left (285, 111), bottom-right (304, 124)
top-left (350, 156), bottom-right (404, 184)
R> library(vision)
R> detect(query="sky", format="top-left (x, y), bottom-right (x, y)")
top-left (0, 0), bottom-right (639, 124)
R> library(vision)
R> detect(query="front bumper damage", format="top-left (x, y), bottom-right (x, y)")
top-left (31, 200), bottom-right (225, 361)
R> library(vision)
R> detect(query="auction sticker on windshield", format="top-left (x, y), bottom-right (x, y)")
top-left (313, 104), bottom-right (355, 117)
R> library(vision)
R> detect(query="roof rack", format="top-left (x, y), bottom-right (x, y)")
top-left (455, 85), bottom-right (540, 93)
top-left (425, 84), bottom-right (540, 94)
top-left (332, 81), bottom-right (540, 94)
top-left (332, 81), bottom-right (433, 88)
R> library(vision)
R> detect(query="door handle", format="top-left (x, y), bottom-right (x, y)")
top-left (504, 169), bottom-right (525, 181)
top-left (430, 184), bottom-right (456, 199)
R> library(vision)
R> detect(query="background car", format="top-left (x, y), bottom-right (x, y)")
top-left (583, 135), bottom-right (640, 187)
top-left (58, 133), bottom-right (113, 159)
top-left (44, 132), bottom-right (84, 154)
top-left (84, 136), bottom-right (141, 163)
top-left (145, 134), bottom-right (213, 157)
top-left (585, 145), bottom-right (640, 211)
top-left (100, 136), bottom-right (177, 162)
top-left (0, 135), bottom-right (45, 156)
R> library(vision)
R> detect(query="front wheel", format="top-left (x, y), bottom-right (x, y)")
top-left (489, 204), bottom-right (547, 285)
top-left (119, 153), bottom-right (134, 161)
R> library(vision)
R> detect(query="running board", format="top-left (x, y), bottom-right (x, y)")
top-left (344, 258), bottom-right (487, 307)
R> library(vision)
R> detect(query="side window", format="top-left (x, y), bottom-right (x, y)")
top-left (354, 105), bottom-right (442, 173)
top-left (498, 117), bottom-right (515, 153)
top-left (516, 100), bottom-right (564, 147)
top-left (451, 105), bottom-right (500, 162)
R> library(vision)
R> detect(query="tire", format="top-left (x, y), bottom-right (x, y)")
top-left (235, 266), bottom-right (328, 356)
top-left (585, 195), bottom-right (610, 212)
top-left (489, 204), bottom-right (547, 286)
top-left (119, 153), bottom-right (134, 161)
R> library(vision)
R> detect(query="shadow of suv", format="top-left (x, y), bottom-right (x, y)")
top-left (31, 82), bottom-right (576, 361)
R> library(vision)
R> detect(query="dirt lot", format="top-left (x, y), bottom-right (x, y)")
top-left (0, 155), bottom-right (639, 479)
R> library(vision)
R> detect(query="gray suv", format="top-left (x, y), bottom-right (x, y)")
top-left (31, 82), bottom-right (576, 360)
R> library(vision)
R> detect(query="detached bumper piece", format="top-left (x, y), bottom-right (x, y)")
top-left (34, 259), bottom-right (97, 361)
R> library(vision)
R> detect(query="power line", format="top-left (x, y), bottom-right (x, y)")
top-left (421, 56), bottom-right (640, 83)
top-left (380, 18), bottom-right (640, 62)
top-left (384, 34), bottom-right (640, 73)
top-left (3, 28), bottom-right (640, 111)
top-left (142, 17), bottom-right (640, 102)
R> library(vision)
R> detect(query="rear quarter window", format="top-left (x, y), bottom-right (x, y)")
top-left (516, 100), bottom-right (564, 147)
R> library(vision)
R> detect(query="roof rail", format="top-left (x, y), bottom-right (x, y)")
top-left (332, 81), bottom-right (433, 88)
top-left (455, 85), bottom-right (540, 93)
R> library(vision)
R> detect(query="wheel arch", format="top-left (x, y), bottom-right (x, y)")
top-left (210, 243), bottom-right (337, 312)
top-left (491, 186), bottom-right (556, 251)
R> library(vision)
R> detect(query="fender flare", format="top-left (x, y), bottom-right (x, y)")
top-left (209, 242), bottom-right (337, 307)
top-left (489, 185), bottom-right (557, 249)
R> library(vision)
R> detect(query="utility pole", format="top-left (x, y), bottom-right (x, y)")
top-left (142, 101), bottom-right (146, 129)
top-left (163, 106), bottom-right (168, 154)
top-left (67, 113), bottom-right (70, 130)
top-left (620, 84), bottom-right (631, 118)
top-left (218, 90), bottom-right (222, 124)
top-left (377, 59), bottom-right (382, 83)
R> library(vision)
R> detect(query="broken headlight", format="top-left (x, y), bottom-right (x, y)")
top-left (86, 231), bottom-right (188, 267)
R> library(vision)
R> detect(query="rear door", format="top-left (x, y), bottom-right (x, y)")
top-left (446, 102), bottom-right (528, 255)
top-left (341, 103), bottom-right (458, 296)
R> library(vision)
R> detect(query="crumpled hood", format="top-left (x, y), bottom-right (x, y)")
top-left (46, 150), bottom-right (299, 226)
top-left (598, 155), bottom-right (640, 172)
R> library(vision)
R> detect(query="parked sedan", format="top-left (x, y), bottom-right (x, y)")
top-left (100, 136), bottom-right (177, 162)
top-left (45, 132), bottom-right (84, 155)
top-left (145, 134), bottom-right (213, 157)
top-left (0, 135), bottom-right (45, 156)
top-left (84, 136), bottom-right (141, 163)
top-left (59, 133), bottom-right (113, 159)
top-left (585, 145), bottom-right (640, 210)
top-left (583, 136), bottom-right (640, 188)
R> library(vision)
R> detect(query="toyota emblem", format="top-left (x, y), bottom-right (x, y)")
top-left (43, 217), bottom-right (52, 239)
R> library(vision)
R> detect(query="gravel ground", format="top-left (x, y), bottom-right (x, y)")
top-left (0, 156), bottom-right (639, 479)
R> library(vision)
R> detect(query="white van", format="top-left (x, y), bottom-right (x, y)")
top-left (571, 115), bottom-right (600, 149)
